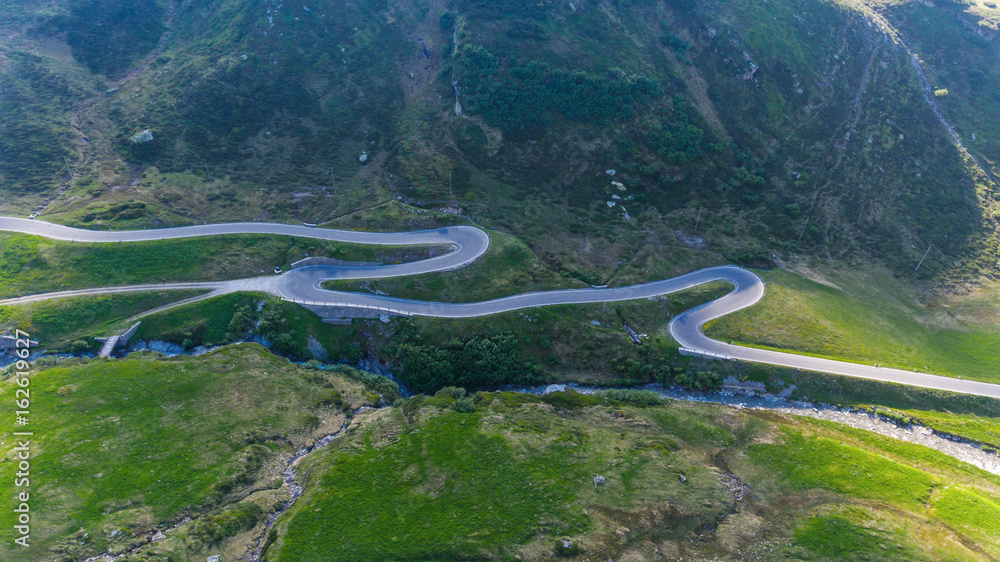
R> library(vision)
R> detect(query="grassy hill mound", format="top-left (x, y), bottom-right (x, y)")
top-left (0, 345), bottom-right (391, 560)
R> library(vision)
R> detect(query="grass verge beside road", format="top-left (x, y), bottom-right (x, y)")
top-left (706, 267), bottom-right (1000, 383)
top-left (0, 231), bottom-right (447, 299)
top-left (0, 291), bottom-right (207, 351)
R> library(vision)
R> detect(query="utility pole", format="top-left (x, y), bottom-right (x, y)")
top-left (797, 216), bottom-right (810, 242)
top-left (63, 157), bottom-right (73, 179)
top-left (693, 207), bottom-right (702, 231)
top-left (914, 244), bottom-right (932, 273)
top-left (449, 170), bottom-right (453, 200)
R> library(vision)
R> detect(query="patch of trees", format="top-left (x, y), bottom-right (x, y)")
top-left (672, 370), bottom-right (723, 391)
top-left (439, 10), bottom-right (457, 29)
top-left (397, 332), bottom-right (543, 393)
top-left (458, 45), bottom-right (663, 135)
top-left (227, 304), bottom-right (304, 357)
top-left (613, 357), bottom-right (723, 391)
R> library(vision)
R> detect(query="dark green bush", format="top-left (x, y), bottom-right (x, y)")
top-left (453, 395), bottom-right (477, 413)
top-left (439, 9), bottom-right (456, 29)
top-left (673, 370), bottom-right (722, 391)
top-left (594, 389), bottom-right (664, 406)
top-left (540, 390), bottom-right (605, 409)
top-left (436, 386), bottom-right (467, 399)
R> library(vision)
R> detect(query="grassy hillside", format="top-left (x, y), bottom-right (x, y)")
top-left (870, 0), bottom-right (1000, 183)
top-left (1, 0), bottom-right (997, 283)
top-left (706, 266), bottom-right (1000, 383)
top-left (0, 346), bottom-right (389, 560)
top-left (263, 389), bottom-right (1000, 561)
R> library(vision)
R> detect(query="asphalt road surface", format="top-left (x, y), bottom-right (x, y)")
top-left (3, 218), bottom-right (999, 399)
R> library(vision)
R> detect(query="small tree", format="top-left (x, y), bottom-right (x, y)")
top-left (226, 305), bottom-right (254, 341)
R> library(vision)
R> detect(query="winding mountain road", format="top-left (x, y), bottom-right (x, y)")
top-left (3, 217), bottom-right (1000, 399)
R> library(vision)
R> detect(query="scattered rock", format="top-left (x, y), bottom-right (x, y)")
top-left (307, 335), bottom-right (328, 360)
top-left (129, 129), bottom-right (153, 144)
top-left (359, 151), bottom-right (368, 163)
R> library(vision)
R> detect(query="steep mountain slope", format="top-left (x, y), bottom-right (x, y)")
top-left (1, 0), bottom-right (997, 282)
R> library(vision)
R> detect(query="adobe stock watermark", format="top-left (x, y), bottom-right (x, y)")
top-left (10, 329), bottom-right (33, 548)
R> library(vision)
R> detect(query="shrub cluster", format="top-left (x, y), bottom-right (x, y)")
top-left (226, 304), bottom-right (305, 357)
top-left (672, 370), bottom-right (723, 391)
top-left (594, 389), bottom-right (664, 406)
top-left (398, 332), bottom-right (543, 393)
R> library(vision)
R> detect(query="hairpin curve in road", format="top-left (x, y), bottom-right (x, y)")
top-left (2, 217), bottom-right (998, 398)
